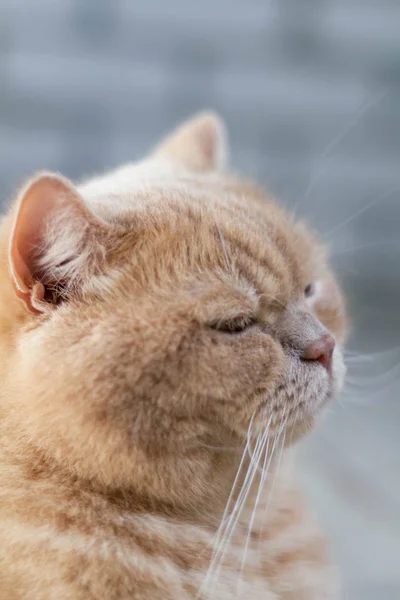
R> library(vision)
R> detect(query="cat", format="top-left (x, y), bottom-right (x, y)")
top-left (0, 112), bottom-right (347, 599)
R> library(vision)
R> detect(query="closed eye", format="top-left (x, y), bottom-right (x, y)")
top-left (208, 315), bottom-right (255, 334)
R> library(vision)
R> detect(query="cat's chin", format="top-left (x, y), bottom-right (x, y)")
top-left (249, 346), bottom-right (346, 445)
top-left (297, 347), bottom-right (346, 435)
top-left (306, 344), bottom-right (346, 407)
top-left (283, 394), bottom-right (332, 445)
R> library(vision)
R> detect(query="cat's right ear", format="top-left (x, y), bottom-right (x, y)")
top-left (8, 172), bottom-right (107, 314)
top-left (152, 112), bottom-right (229, 173)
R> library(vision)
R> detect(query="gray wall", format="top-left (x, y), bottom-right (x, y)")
top-left (1, 1), bottom-right (399, 598)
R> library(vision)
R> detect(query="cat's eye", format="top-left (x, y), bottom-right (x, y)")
top-left (304, 283), bottom-right (314, 297)
top-left (209, 315), bottom-right (255, 334)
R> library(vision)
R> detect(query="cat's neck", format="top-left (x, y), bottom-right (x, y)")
top-left (1, 429), bottom-right (253, 527)
top-left (1, 421), bottom-right (289, 532)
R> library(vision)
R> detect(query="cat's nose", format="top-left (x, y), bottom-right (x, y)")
top-left (302, 334), bottom-right (335, 372)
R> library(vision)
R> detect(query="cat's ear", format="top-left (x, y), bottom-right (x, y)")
top-left (153, 111), bottom-right (228, 172)
top-left (9, 172), bottom-right (107, 314)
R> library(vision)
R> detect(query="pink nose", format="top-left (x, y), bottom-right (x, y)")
top-left (302, 334), bottom-right (335, 372)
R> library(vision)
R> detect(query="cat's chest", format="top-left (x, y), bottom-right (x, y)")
top-left (83, 493), bottom-right (274, 599)
top-left (102, 492), bottom-right (278, 599)
top-left (191, 502), bottom-right (276, 599)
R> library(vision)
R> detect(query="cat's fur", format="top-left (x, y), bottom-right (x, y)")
top-left (0, 113), bottom-right (347, 599)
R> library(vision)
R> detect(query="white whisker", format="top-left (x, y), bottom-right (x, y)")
top-left (332, 239), bottom-right (400, 258)
top-left (236, 431), bottom-right (272, 595)
top-left (344, 346), bottom-right (400, 362)
top-left (238, 414), bottom-right (288, 596)
top-left (197, 413), bottom-right (258, 597)
top-left (214, 425), bottom-right (267, 562)
top-left (202, 415), bottom-right (272, 596)
top-left (258, 417), bottom-right (288, 552)
top-left (210, 203), bottom-right (233, 273)
top-left (323, 187), bottom-right (399, 240)
top-left (201, 415), bottom-right (255, 576)
top-left (293, 88), bottom-right (389, 216)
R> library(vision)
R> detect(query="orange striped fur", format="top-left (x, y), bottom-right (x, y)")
top-left (0, 113), bottom-right (347, 599)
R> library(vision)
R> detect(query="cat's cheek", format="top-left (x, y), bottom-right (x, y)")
top-left (190, 330), bottom-right (284, 401)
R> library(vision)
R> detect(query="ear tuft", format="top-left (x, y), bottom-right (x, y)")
top-left (153, 111), bottom-right (228, 173)
top-left (9, 172), bottom-right (106, 314)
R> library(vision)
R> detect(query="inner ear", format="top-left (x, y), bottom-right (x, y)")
top-left (9, 172), bottom-right (107, 314)
top-left (152, 111), bottom-right (228, 172)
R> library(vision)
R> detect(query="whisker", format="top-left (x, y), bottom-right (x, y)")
top-left (198, 442), bottom-right (242, 452)
top-left (341, 385), bottom-right (399, 408)
top-left (344, 348), bottom-right (400, 390)
top-left (203, 416), bottom-right (271, 596)
top-left (197, 413), bottom-right (258, 597)
top-left (215, 424), bottom-right (267, 559)
top-left (344, 346), bottom-right (400, 362)
top-left (332, 239), bottom-right (400, 258)
top-left (342, 352), bottom-right (400, 406)
top-left (236, 432), bottom-right (272, 595)
top-left (238, 413), bottom-right (288, 596)
top-left (258, 417), bottom-right (288, 552)
top-left (206, 414), bottom-right (256, 556)
top-left (323, 186), bottom-right (399, 240)
top-left (210, 204), bottom-right (233, 273)
top-left (293, 88), bottom-right (389, 217)
top-left (346, 364), bottom-right (400, 384)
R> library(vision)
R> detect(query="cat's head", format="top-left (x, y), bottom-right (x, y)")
top-left (0, 113), bottom-right (347, 506)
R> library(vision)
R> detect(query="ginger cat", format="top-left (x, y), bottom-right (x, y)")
top-left (0, 113), bottom-right (347, 599)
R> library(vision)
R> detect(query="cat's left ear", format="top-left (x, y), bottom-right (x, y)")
top-left (152, 111), bottom-right (228, 172)
top-left (8, 172), bottom-right (108, 314)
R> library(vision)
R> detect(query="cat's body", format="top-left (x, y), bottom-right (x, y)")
top-left (0, 113), bottom-right (346, 599)
top-left (0, 451), bottom-right (335, 599)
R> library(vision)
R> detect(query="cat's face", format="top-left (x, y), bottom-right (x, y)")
top-left (2, 113), bottom-right (347, 503)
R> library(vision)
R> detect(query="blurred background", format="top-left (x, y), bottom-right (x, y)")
top-left (0, 1), bottom-right (399, 598)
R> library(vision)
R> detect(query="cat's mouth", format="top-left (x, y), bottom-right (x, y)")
top-left (254, 345), bottom-right (346, 436)
top-left (302, 346), bottom-right (346, 412)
